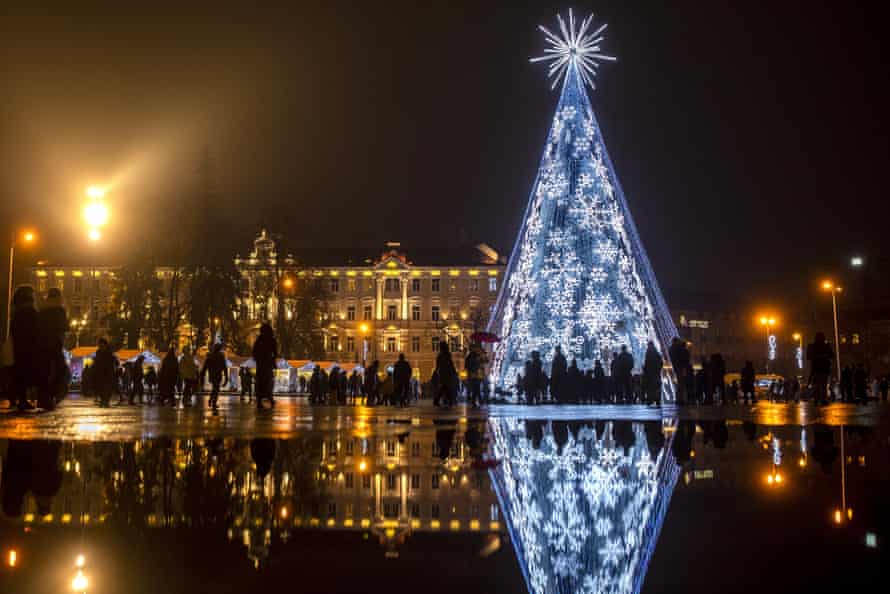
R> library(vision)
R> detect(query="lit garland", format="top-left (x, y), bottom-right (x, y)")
top-left (489, 418), bottom-right (680, 594)
top-left (489, 12), bottom-right (677, 398)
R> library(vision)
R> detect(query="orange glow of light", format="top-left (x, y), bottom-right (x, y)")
top-left (282, 277), bottom-right (294, 289)
top-left (833, 509), bottom-right (843, 524)
top-left (358, 460), bottom-right (368, 472)
top-left (85, 185), bottom-right (106, 199)
top-left (83, 200), bottom-right (109, 228)
top-left (88, 229), bottom-right (101, 242)
top-left (7, 549), bottom-right (16, 567)
top-left (21, 230), bottom-right (36, 243)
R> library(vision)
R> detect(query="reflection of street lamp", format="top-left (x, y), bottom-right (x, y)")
top-left (758, 315), bottom-right (778, 372)
top-left (832, 424), bottom-right (853, 526)
top-left (821, 280), bottom-right (843, 381)
top-left (6, 229), bottom-right (37, 338)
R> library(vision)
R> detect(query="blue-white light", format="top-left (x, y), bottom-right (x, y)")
top-left (489, 12), bottom-right (677, 398)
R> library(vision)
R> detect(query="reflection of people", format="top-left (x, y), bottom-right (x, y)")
top-left (1, 440), bottom-right (62, 518)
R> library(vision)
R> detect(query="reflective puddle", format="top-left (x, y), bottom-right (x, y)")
top-left (1, 417), bottom-right (887, 593)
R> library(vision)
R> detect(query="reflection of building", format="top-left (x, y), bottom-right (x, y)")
top-left (2, 422), bottom-right (503, 564)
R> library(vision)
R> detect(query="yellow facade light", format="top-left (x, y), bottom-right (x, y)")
top-left (362, 271), bottom-right (373, 277)
top-left (449, 520), bottom-right (461, 531)
top-left (36, 270), bottom-right (47, 277)
top-left (54, 270), bottom-right (65, 277)
top-left (448, 270), bottom-right (460, 276)
top-left (430, 519), bottom-right (441, 530)
top-left (329, 270), bottom-right (339, 276)
top-left (487, 270), bottom-right (498, 276)
top-left (430, 270), bottom-right (441, 276)
top-left (468, 270), bottom-right (480, 276)
top-left (346, 270), bottom-right (357, 277)
top-left (360, 518), bottom-right (371, 528)
top-left (72, 270), bottom-right (83, 277)
top-left (469, 519), bottom-right (480, 530)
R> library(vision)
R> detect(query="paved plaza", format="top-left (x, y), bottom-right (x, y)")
top-left (0, 394), bottom-right (886, 440)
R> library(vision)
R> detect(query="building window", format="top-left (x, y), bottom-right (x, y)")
top-left (329, 336), bottom-right (339, 352)
top-left (411, 278), bottom-right (421, 292)
top-left (411, 336), bottom-right (420, 353)
top-left (411, 304), bottom-right (421, 321)
top-left (386, 337), bottom-right (397, 352)
top-left (411, 442), bottom-right (420, 457)
top-left (346, 336), bottom-right (355, 352)
top-left (386, 474), bottom-right (397, 490)
top-left (431, 278), bottom-right (440, 292)
top-left (449, 336), bottom-right (460, 352)
top-left (345, 440), bottom-right (354, 455)
top-left (347, 305), bottom-right (356, 321)
top-left (387, 305), bottom-right (398, 320)
top-left (449, 307), bottom-right (459, 320)
top-left (362, 475), bottom-right (371, 490)
top-left (330, 279), bottom-right (340, 292)
top-left (385, 278), bottom-right (399, 292)
top-left (490, 504), bottom-right (499, 521)
top-left (410, 503), bottom-right (421, 518)
top-left (411, 474), bottom-right (421, 490)
top-left (328, 502), bottom-right (337, 517)
top-left (431, 503), bottom-right (440, 519)
top-left (852, 333), bottom-right (861, 345)
top-left (363, 305), bottom-right (373, 320)
top-left (384, 502), bottom-right (400, 518)
top-left (386, 440), bottom-right (396, 456)
top-left (345, 503), bottom-right (354, 517)
top-left (431, 336), bottom-right (440, 352)
top-left (469, 279), bottom-right (479, 292)
top-left (74, 279), bottom-right (83, 293)
top-left (488, 277), bottom-right (497, 292)
top-left (431, 474), bottom-right (440, 490)
top-left (431, 306), bottom-right (440, 321)
top-left (347, 279), bottom-right (356, 292)
top-left (345, 473), bottom-right (354, 488)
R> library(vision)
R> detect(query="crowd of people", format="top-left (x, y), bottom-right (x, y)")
top-left (3, 285), bottom-right (889, 411)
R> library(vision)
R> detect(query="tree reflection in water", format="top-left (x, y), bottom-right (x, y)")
top-left (488, 418), bottom-right (680, 594)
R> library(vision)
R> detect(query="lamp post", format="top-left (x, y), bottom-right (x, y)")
top-left (792, 332), bottom-right (803, 371)
top-left (6, 229), bottom-right (37, 339)
top-left (821, 280), bottom-right (843, 381)
top-left (758, 315), bottom-right (777, 373)
top-left (83, 186), bottom-right (110, 329)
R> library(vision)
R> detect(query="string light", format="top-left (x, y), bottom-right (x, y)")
top-left (490, 12), bottom-right (676, 399)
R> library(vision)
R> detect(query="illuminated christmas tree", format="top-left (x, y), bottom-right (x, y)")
top-left (489, 418), bottom-right (680, 594)
top-left (489, 11), bottom-right (676, 397)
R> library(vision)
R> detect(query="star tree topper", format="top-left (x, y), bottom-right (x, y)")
top-left (530, 9), bottom-right (617, 90)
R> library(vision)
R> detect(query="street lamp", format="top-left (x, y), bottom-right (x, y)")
top-left (792, 332), bottom-right (803, 371)
top-left (359, 322), bottom-right (370, 365)
top-left (6, 229), bottom-right (37, 338)
top-left (821, 280), bottom-right (843, 381)
top-left (850, 256), bottom-right (864, 268)
top-left (758, 315), bottom-right (778, 372)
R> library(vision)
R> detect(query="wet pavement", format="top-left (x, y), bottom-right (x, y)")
top-left (0, 395), bottom-right (888, 440)
top-left (1, 398), bottom-right (888, 593)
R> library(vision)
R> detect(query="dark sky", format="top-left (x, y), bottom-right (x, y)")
top-left (1, 1), bottom-right (887, 300)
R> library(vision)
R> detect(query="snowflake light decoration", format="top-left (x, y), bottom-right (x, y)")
top-left (530, 9), bottom-right (617, 91)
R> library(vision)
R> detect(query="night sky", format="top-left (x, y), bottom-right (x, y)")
top-left (2, 1), bottom-right (887, 300)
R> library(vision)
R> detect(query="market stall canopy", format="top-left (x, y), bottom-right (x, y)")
top-left (127, 350), bottom-right (162, 365)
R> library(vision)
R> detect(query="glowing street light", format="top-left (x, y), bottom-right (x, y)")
top-left (821, 280), bottom-right (843, 380)
top-left (6, 229), bottom-right (38, 338)
top-left (850, 256), bottom-right (864, 268)
top-left (281, 277), bottom-right (294, 290)
top-left (83, 201), bottom-right (109, 228)
top-left (792, 332), bottom-right (803, 370)
top-left (88, 229), bottom-right (101, 242)
top-left (7, 549), bottom-right (17, 567)
top-left (758, 315), bottom-right (778, 371)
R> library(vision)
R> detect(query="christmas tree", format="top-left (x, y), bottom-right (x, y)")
top-left (489, 11), bottom-right (676, 398)
top-left (489, 419), bottom-right (680, 594)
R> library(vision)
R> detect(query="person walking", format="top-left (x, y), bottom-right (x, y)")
top-left (695, 357), bottom-right (710, 405)
top-left (8, 286), bottom-right (40, 411)
top-left (179, 346), bottom-right (198, 406)
top-left (565, 358), bottom-right (582, 404)
top-left (393, 353), bottom-right (412, 407)
top-left (592, 359), bottom-right (606, 403)
top-left (363, 360), bottom-right (379, 405)
top-left (434, 341), bottom-right (458, 407)
top-left (37, 287), bottom-right (68, 410)
top-left (309, 366), bottom-right (323, 405)
top-left (328, 366), bottom-right (341, 405)
top-left (200, 343), bottom-right (228, 410)
top-left (806, 332), bottom-right (834, 405)
top-left (642, 341), bottom-right (663, 405)
top-left (252, 323), bottom-right (278, 409)
top-left (879, 376), bottom-right (889, 402)
top-left (668, 337), bottom-right (691, 404)
top-left (348, 369), bottom-right (361, 405)
top-left (853, 363), bottom-right (869, 404)
top-left (615, 345), bottom-right (634, 403)
top-left (463, 345), bottom-right (483, 408)
top-left (740, 361), bottom-right (757, 404)
top-left (550, 345), bottom-right (567, 403)
top-left (92, 338), bottom-right (117, 407)
top-left (240, 366), bottom-right (253, 402)
top-left (128, 356), bottom-right (145, 404)
top-left (840, 365), bottom-right (854, 402)
top-left (158, 346), bottom-right (179, 407)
